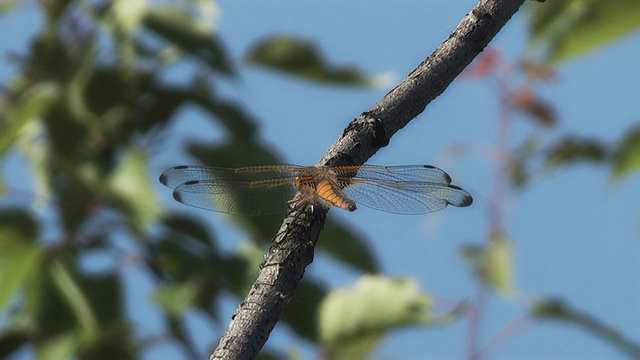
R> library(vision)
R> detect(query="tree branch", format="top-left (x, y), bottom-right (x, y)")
top-left (210, 0), bottom-right (526, 359)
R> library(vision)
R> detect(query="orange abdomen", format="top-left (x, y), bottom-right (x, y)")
top-left (316, 179), bottom-right (357, 211)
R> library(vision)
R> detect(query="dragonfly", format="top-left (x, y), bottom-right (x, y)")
top-left (159, 164), bottom-right (473, 216)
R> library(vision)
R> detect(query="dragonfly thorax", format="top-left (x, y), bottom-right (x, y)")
top-left (292, 168), bottom-right (357, 212)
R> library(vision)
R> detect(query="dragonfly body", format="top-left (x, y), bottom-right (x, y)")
top-left (293, 167), bottom-right (357, 212)
top-left (159, 164), bottom-right (472, 216)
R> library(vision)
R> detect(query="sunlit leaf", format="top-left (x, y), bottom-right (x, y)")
top-left (0, 210), bottom-right (42, 310)
top-left (0, 241), bottom-right (40, 309)
top-left (108, 149), bottom-right (161, 232)
top-left (485, 231), bottom-right (516, 297)
top-left (460, 231), bottom-right (517, 297)
top-left (319, 275), bottom-right (433, 360)
top-left (0, 83), bottom-right (58, 158)
top-left (50, 261), bottom-right (98, 334)
top-left (109, 0), bottom-right (147, 35)
top-left (246, 36), bottom-right (374, 87)
top-left (16, 121), bottom-right (51, 205)
top-left (544, 136), bottom-right (608, 168)
top-left (36, 331), bottom-right (81, 360)
top-left (611, 124), bottom-right (640, 180)
top-left (532, 298), bottom-right (640, 358)
top-left (529, 0), bottom-right (640, 63)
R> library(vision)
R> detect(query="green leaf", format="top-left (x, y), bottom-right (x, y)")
top-left (82, 274), bottom-right (124, 327)
top-left (109, 0), bottom-right (147, 35)
top-left (0, 330), bottom-right (29, 358)
top-left (257, 350), bottom-right (291, 360)
top-left (202, 98), bottom-right (259, 141)
top-left (153, 281), bottom-right (201, 317)
top-left (485, 232), bottom-right (516, 297)
top-left (529, 0), bottom-right (640, 63)
top-left (0, 83), bottom-right (58, 158)
top-left (318, 275), bottom-right (433, 360)
top-left (318, 217), bottom-right (379, 273)
top-left (0, 242), bottom-right (40, 310)
top-left (0, 210), bottom-right (42, 310)
top-left (544, 136), bottom-right (608, 169)
top-left (188, 139), bottom-right (282, 169)
top-left (160, 213), bottom-right (216, 250)
top-left (222, 241), bottom-right (265, 298)
top-left (612, 124), bottom-right (640, 180)
top-left (15, 121), bottom-right (52, 204)
top-left (142, 5), bottom-right (233, 74)
top-left (36, 331), bottom-right (81, 360)
top-left (246, 35), bottom-right (375, 87)
top-left (460, 231), bottom-right (517, 297)
top-left (108, 148), bottom-right (161, 232)
top-left (0, 0), bottom-right (18, 14)
top-left (282, 278), bottom-right (327, 342)
top-left (50, 261), bottom-right (98, 334)
top-left (152, 234), bottom-right (218, 283)
top-left (532, 298), bottom-right (640, 358)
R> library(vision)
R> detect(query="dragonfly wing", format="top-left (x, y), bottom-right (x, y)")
top-left (160, 165), bottom-right (301, 215)
top-left (335, 165), bottom-right (454, 183)
top-left (160, 165), bottom-right (302, 187)
top-left (343, 179), bottom-right (473, 214)
top-left (171, 179), bottom-right (297, 215)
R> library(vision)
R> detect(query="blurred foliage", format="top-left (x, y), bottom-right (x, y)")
top-left (318, 276), bottom-right (434, 360)
top-left (462, 21), bottom-right (640, 357)
top-left (0, 1), bottom-right (413, 359)
top-left (532, 298), bottom-right (640, 358)
top-left (528, 0), bottom-right (640, 63)
top-left (460, 230), bottom-right (516, 298)
top-left (1, 1), bottom-right (640, 360)
top-left (246, 36), bottom-right (375, 87)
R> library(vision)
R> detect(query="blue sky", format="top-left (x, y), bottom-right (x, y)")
top-left (2, 1), bottom-right (640, 359)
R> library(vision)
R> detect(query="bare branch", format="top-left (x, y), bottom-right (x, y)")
top-left (210, 0), bottom-right (526, 359)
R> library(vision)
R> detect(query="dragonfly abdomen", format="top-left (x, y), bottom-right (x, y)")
top-left (316, 179), bottom-right (357, 212)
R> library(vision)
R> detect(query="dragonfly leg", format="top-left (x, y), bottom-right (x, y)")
top-left (286, 193), bottom-right (327, 222)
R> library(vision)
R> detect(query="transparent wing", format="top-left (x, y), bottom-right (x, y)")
top-left (339, 165), bottom-right (472, 214)
top-left (333, 165), bottom-right (453, 183)
top-left (159, 165), bottom-right (304, 187)
top-left (159, 165), bottom-right (302, 215)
